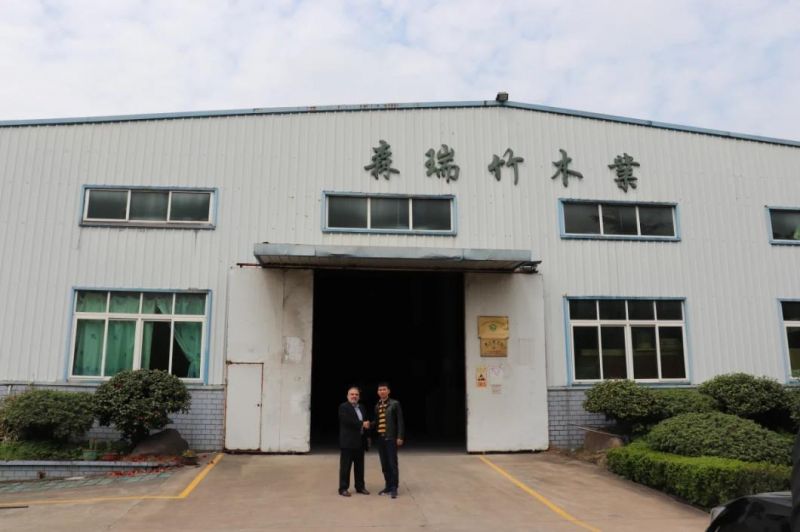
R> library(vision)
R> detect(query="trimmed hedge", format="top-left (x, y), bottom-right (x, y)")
top-left (583, 380), bottom-right (660, 426)
top-left (651, 388), bottom-right (716, 418)
top-left (607, 441), bottom-right (790, 508)
top-left (93, 369), bottom-right (191, 444)
top-left (697, 373), bottom-right (787, 421)
top-left (646, 412), bottom-right (791, 465)
top-left (0, 389), bottom-right (95, 442)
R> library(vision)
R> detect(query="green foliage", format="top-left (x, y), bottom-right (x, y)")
top-left (583, 380), bottom-right (660, 426)
top-left (786, 387), bottom-right (800, 430)
top-left (697, 373), bottom-right (787, 422)
top-left (93, 370), bottom-right (191, 444)
top-left (651, 388), bottom-right (716, 418)
top-left (646, 412), bottom-right (791, 465)
top-left (0, 389), bottom-right (95, 442)
top-left (0, 440), bottom-right (83, 460)
top-left (606, 441), bottom-right (790, 508)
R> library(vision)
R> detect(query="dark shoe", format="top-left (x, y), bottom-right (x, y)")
top-left (339, 490), bottom-right (351, 497)
top-left (390, 490), bottom-right (398, 499)
top-left (356, 488), bottom-right (370, 495)
top-left (378, 488), bottom-right (390, 495)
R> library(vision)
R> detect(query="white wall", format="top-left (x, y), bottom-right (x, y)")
top-left (464, 273), bottom-right (548, 452)
top-left (1, 106), bottom-right (799, 386)
top-left (226, 266), bottom-right (313, 452)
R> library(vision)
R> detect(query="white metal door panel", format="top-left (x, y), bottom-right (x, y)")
top-left (225, 363), bottom-right (263, 450)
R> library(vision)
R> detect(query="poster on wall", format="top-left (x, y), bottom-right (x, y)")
top-left (476, 366), bottom-right (488, 388)
top-left (478, 316), bottom-right (509, 357)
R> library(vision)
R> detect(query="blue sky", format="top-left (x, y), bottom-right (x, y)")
top-left (1, 0), bottom-right (798, 140)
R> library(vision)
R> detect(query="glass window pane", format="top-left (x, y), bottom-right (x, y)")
top-left (563, 203), bottom-right (600, 234)
top-left (599, 300), bottom-right (626, 320)
top-left (109, 292), bottom-right (140, 313)
top-left (76, 291), bottom-right (107, 312)
top-left (328, 196), bottom-right (367, 228)
top-left (628, 300), bottom-right (655, 320)
top-left (569, 300), bottom-right (597, 320)
top-left (86, 190), bottom-right (127, 220)
top-left (175, 293), bottom-right (206, 315)
top-left (104, 321), bottom-right (135, 376)
top-left (601, 204), bottom-right (637, 235)
top-left (573, 326), bottom-right (600, 380)
top-left (639, 206), bottom-right (675, 236)
top-left (130, 191), bottom-right (168, 221)
top-left (412, 199), bottom-right (451, 230)
top-left (371, 198), bottom-right (409, 229)
top-left (659, 327), bottom-right (686, 379)
top-left (173, 322), bottom-right (202, 378)
top-left (656, 300), bottom-right (683, 320)
top-left (787, 327), bottom-right (800, 378)
top-left (601, 326), bottom-right (627, 379)
top-left (142, 321), bottom-right (172, 371)
top-left (170, 192), bottom-right (211, 222)
top-left (632, 327), bottom-right (659, 379)
top-left (73, 319), bottom-right (105, 376)
top-left (782, 302), bottom-right (800, 322)
top-left (770, 210), bottom-right (800, 240)
top-left (142, 293), bottom-right (173, 314)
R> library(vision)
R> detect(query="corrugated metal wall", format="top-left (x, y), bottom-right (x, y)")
top-left (1, 107), bottom-right (799, 385)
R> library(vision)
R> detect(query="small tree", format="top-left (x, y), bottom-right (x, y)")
top-left (583, 379), bottom-right (660, 432)
top-left (93, 370), bottom-right (191, 444)
top-left (698, 373), bottom-right (789, 430)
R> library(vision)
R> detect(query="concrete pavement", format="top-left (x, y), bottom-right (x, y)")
top-left (0, 450), bottom-right (708, 531)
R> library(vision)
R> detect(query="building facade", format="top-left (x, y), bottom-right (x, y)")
top-left (1, 100), bottom-right (798, 451)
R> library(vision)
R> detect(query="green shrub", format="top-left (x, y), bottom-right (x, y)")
top-left (786, 387), bottom-right (800, 430)
top-left (646, 412), bottom-right (791, 465)
top-left (651, 388), bottom-right (716, 418)
top-left (583, 380), bottom-right (660, 427)
top-left (607, 441), bottom-right (790, 508)
top-left (0, 389), bottom-right (95, 442)
top-left (93, 370), bottom-right (191, 444)
top-left (698, 373), bottom-right (787, 423)
top-left (0, 440), bottom-right (83, 460)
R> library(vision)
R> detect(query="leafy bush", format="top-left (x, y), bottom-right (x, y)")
top-left (698, 373), bottom-right (787, 423)
top-left (0, 389), bottom-right (95, 442)
top-left (786, 387), bottom-right (800, 430)
top-left (0, 440), bottom-right (83, 460)
top-left (93, 370), bottom-right (191, 444)
top-left (651, 388), bottom-right (716, 418)
top-left (583, 380), bottom-right (660, 427)
top-left (607, 441), bottom-right (790, 508)
top-left (646, 412), bottom-right (791, 465)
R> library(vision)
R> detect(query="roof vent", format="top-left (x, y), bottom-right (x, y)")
top-left (495, 92), bottom-right (509, 103)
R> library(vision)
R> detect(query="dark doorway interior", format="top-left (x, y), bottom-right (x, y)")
top-left (310, 270), bottom-right (466, 449)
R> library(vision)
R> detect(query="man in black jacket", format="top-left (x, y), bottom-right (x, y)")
top-left (373, 382), bottom-right (405, 499)
top-left (338, 386), bottom-right (370, 497)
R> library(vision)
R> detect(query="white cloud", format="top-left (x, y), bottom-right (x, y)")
top-left (0, 0), bottom-right (797, 140)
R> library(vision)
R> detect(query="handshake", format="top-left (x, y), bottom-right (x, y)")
top-left (362, 421), bottom-right (371, 429)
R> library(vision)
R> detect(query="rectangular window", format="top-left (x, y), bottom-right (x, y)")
top-left (769, 209), bottom-right (800, 242)
top-left (568, 298), bottom-right (687, 382)
top-left (71, 290), bottom-right (207, 380)
top-left (325, 193), bottom-right (454, 234)
top-left (83, 188), bottom-right (214, 227)
top-left (562, 201), bottom-right (676, 239)
top-left (782, 301), bottom-right (800, 378)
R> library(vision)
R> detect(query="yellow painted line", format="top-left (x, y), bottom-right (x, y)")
top-left (177, 452), bottom-right (224, 498)
top-left (479, 455), bottom-right (601, 532)
top-left (0, 453), bottom-right (224, 508)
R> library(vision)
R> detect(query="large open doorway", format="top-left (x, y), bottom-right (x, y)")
top-left (310, 270), bottom-right (466, 450)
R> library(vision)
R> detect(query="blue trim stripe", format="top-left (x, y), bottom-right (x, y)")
top-left (1, 99), bottom-right (797, 148)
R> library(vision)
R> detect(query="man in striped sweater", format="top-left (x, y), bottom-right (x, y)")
top-left (373, 382), bottom-right (405, 499)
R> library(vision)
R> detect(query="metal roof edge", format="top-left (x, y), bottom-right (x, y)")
top-left (1, 99), bottom-right (798, 148)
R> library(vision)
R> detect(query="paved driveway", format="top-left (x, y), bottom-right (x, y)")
top-left (0, 450), bottom-right (708, 531)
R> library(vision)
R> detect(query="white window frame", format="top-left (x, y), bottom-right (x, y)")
top-left (69, 291), bottom-right (207, 382)
top-left (323, 192), bottom-right (456, 235)
top-left (781, 300), bottom-right (800, 379)
top-left (561, 200), bottom-right (678, 240)
top-left (767, 207), bottom-right (800, 245)
top-left (568, 299), bottom-right (688, 384)
top-left (82, 187), bottom-right (215, 228)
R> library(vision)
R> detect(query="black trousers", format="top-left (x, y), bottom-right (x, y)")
top-left (376, 438), bottom-right (399, 491)
top-left (339, 447), bottom-right (365, 491)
